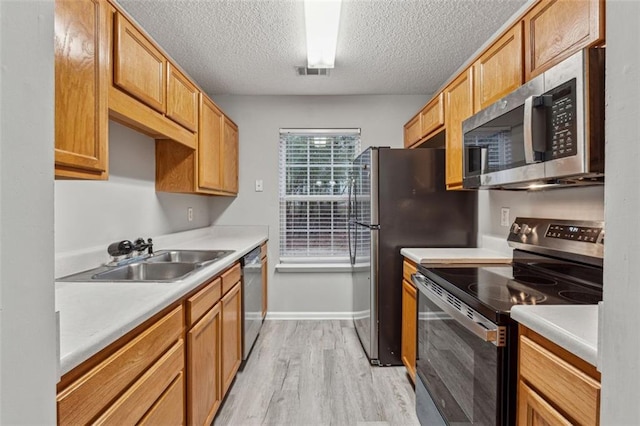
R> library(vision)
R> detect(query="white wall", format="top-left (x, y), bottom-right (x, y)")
top-left (478, 186), bottom-right (604, 238)
top-left (211, 95), bottom-right (428, 315)
top-left (55, 122), bottom-right (211, 254)
top-left (600, 0), bottom-right (640, 423)
top-left (0, 1), bottom-right (57, 423)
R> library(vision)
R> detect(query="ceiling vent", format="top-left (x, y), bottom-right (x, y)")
top-left (295, 66), bottom-right (330, 76)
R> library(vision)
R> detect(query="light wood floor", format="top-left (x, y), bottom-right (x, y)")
top-left (214, 320), bottom-right (420, 426)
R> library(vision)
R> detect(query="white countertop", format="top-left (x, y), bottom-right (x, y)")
top-left (55, 225), bottom-right (268, 376)
top-left (511, 305), bottom-right (598, 367)
top-left (400, 247), bottom-right (512, 264)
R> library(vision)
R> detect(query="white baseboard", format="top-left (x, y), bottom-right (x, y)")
top-left (265, 312), bottom-right (353, 320)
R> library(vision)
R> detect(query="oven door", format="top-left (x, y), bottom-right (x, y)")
top-left (413, 273), bottom-right (509, 425)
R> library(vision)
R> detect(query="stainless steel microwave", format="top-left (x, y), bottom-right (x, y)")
top-left (463, 48), bottom-right (605, 190)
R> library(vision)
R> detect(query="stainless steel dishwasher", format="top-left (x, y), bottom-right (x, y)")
top-left (241, 246), bottom-right (263, 363)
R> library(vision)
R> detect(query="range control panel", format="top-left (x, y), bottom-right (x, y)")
top-left (507, 217), bottom-right (605, 263)
top-left (545, 224), bottom-right (602, 243)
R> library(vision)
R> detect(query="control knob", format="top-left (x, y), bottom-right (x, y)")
top-left (521, 224), bottom-right (532, 235)
top-left (511, 223), bottom-right (521, 234)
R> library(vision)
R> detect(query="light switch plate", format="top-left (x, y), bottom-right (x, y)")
top-left (500, 207), bottom-right (510, 227)
top-left (255, 179), bottom-right (264, 192)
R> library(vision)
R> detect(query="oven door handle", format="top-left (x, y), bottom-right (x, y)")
top-left (412, 274), bottom-right (506, 347)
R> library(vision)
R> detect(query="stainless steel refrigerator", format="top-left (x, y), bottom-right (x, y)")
top-left (348, 147), bottom-right (477, 366)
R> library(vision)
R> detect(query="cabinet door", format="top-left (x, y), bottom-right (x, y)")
top-left (113, 13), bottom-right (166, 112)
top-left (474, 23), bottom-right (523, 112)
top-left (524, 0), bottom-right (604, 81)
top-left (221, 282), bottom-right (242, 396)
top-left (222, 118), bottom-right (239, 194)
top-left (166, 63), bottom-right (199, 132)
top-left (54, 0), bottom-right (109, 179)
top-left (139, 373), bottom-right (185, 426)
top-left (444, 69), bottom-right (473, 190)
top-left (420, 93), bottom-right (445, 138)
top-left (404, 114), bottom-right (421, 148)
top-left (198, 95), bottom-right (223, 191)
top-left (401, 279), bottom-right (417, 383)
top-left (517, 382), bottom-right (572, 426)
top-left (261, 255), bottom-right (268, 319)
top-left (187, 303), bottom-right (221, 426)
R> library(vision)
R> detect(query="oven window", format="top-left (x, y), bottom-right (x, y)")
top-left (464, 105), bottom-right (526, 176)
top-left (417, 291), bottom-right (499, 424)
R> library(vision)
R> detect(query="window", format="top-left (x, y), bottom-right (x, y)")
top-left (279, 129), bottom-right (361, 262)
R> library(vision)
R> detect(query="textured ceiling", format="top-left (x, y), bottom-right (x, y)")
top-left (117, 0), bottom-right (529, 96)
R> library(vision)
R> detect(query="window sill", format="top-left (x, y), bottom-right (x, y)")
top-left (276, 263), bottom-right (354, 273)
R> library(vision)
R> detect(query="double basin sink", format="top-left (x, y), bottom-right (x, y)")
top-left (59, 250), bottom-right (234, 283)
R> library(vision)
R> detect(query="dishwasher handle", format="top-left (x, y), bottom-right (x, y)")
top-left (412, 273), bottom-right (506, 347)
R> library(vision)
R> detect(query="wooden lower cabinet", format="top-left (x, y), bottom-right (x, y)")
top-left (401, 259), bottom-right (418, 382)
top-left (401, 279), bottom-right (417, 382)
top-left (261, 253), bottom-right (268, 319)
top-left (57, 306), bottom-right (184, 425)
top-left (221, 281), bottom-right (242, 396)
top-left (187, 303), bottom-right (222, 426)
top-left (57, 259), bottom-right (250, 425)
top-left (517, 326), bottom-right (601, 426)
top-left (518, 381), bottom-right (572, 426)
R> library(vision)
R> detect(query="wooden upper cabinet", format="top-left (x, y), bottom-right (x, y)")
top-left (113, 13), bottom-right (166, 113)
top-left (166, 63), bottom-right (199, 133)
top-left (420, 93), bottom-right (445, 138)
top-left (524, 0), bottom-right (604, 81)
top-left (54, 0), bottom-right (109, 179)
top-left (444, 69), bottom-right (473, 190)
top-left (222, 117), bottom-right (239, 194)
top-left (473, 23), bottom-right (523, 113)
top-left (403, 114), bottom-right (421, 148)
top-left (198, 95), bottom-right (224, 191)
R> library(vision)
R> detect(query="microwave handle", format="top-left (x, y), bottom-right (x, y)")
top-left (523, 96), bottom-right (537, 164)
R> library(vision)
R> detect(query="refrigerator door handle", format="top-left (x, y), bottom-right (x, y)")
top-left (348, 178), bottom-right (356, 265)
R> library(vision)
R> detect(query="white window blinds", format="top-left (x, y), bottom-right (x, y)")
top-left (279, 129), bottom-right (361, 262)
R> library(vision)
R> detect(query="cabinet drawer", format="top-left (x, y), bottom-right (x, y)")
top-left (403, 260), bottom-right (417, 284)
top-left (519, 335), bottom-right (600, 425)
top-left (420, 93), bottom-right (445, 137)
top-left (186, 277), bottom-right (222, 327)
top-left (222, 262), bottom-right (241, 295)
top-left (260, 243), bottom-right (267, 260)
top-left (139, 372), bottom-right (185, 426)
top-left (113, 12), bottom-right (166, 112)
top-left (94, 339), bottom-right (184, 424)
top-left (57, 306), bottom-right (183, 425)
top-left (166, 63), bottom-right (199, 132)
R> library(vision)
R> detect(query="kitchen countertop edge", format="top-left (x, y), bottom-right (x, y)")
top-left (511, 305), bottom-right (598, 367)
top-left (56, 227), bottom-right (268, 377)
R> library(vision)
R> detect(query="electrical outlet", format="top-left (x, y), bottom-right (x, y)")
top-left (255, 179), bottom-right (264, 192)
top-left (500, 207), bottom-right (510, 227)
top-left (188, 207), bottom-right (193, 222)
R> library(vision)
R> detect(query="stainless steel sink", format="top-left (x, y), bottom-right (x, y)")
top-left (90, 262), bottom-right (198, 282)
top-left (56, 249), bottom-right (235, 282)
top-left (146, 249), bottom-right (234, 265)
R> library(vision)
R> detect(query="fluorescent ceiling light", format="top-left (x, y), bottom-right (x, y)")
top-left (304, 0), bottom-right (342, 69)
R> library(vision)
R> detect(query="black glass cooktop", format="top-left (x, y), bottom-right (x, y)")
top-left (417, 255), bottom-right (603, 323)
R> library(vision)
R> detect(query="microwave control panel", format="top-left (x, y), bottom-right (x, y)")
top-left (547, 79), bottom-right (577, 160)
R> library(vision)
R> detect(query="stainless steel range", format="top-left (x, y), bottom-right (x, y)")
top-left (414, 217), bottom-right (604, 425)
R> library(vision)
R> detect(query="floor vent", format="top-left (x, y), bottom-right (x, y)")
top-left (295, 66), bottom-right (330, 76)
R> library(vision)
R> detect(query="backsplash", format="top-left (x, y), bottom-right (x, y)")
top-left (55, 122), bottom-right (210, 254)
top-left (478, 186), bottom-right (605, 238)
